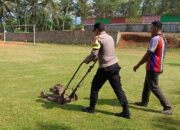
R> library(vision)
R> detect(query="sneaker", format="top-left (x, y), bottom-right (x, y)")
top-left (115, 112), bottom-right (131, 119)
top-left (82, 107), bottom-right (95, 114)
top-left (161, 108), bottom-right (172, 115)
top-left (134, 102), bottom-right (148, 107)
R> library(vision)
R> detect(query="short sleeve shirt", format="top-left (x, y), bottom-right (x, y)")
top-left (146, 34), bottom-right (167, 72)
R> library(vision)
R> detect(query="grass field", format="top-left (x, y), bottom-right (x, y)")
top-left (0, 43), bottom-right (179, 130)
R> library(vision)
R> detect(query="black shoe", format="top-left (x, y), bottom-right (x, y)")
top-left (134, 102), bottom-right (148, 107)
top-left (115, 112), bottom-right (131, 119)
top-left (161, 107), bottom-right (172, 115)
top-left (82, 107), bottom-right (95, 114)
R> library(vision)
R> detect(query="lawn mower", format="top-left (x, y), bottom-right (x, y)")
top-left (40, 60), bottom-right (96, 104)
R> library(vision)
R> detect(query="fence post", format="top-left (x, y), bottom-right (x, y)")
top-left (4, 25), bottom-right (6, 43)
top-left (33, 24), bottom-right (36, 45)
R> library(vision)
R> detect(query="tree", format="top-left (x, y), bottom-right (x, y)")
top-left (36, 2), bottom-right (51, 31)
top-left (36, 0), bottom-right (73, 31)
top-left (139, 0), bottom-right (180, 16)
top-left (14, 0), bottom-right (37, 25)
top-left (159, 0), bottom-right (180, 15)
top-left (74, 0), bottom-right (91, 23)
top-left (60, 0), bottom-right (74, 30)
top-left (140, 0), bottom-right (160, 16)
top-left (14, 0), bottom-right (62, 31)
top-left (0, 0), bottom-right (179, 32)
top-left (119, 0), bottom-right (141, 17)
top-left (39, 0), bottom-right (62, 31)
top-left (0, 0), bottom-right (15, 26)
top-left (92, 0), bottom-right (123, 18)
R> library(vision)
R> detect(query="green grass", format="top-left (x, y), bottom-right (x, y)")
top-left (0, 43), bottom-right (179, 130)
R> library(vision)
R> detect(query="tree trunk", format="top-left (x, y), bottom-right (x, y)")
top-left (31, 0), bottom-right (36, 24)
top-left (16, 0), bottom-right (20, 25)
top-left (62, 6), bottom-right (69, 31)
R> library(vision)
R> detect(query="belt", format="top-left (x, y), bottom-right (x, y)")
top-left (101, 63), bottom-right (120, 71)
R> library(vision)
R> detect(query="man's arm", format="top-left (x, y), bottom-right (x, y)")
top-left (83, 49), bottom-right (99, 64)
top-left (133, 51), bottom-right (152, 72)
top-left (133, 36), bottom-right (159, 72)
top-left (83, 37), bottom-right (101, 64)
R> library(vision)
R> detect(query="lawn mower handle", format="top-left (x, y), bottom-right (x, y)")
top-left (61, 61), bottom-right (84, 96)
top-left (68, 60), bottom-right (97, 99)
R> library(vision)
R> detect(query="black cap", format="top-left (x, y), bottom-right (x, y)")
top-left (93, 22), bottom-right (105, 32)
top-left (152, 21), bottom-right (162, 29)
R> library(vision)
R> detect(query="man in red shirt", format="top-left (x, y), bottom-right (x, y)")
top-left (133, 21), bottom-right (172, 115)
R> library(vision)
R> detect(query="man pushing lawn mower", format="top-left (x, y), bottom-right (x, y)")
top-left (40, 22), bottom-right (130, 119)
top-left (82, 23), bottom-right (131, 119)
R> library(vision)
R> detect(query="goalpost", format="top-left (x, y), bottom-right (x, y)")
top-left (116, 31), bottom-right (121, 46)
top-left (3, 24), bottom-right (36, 45)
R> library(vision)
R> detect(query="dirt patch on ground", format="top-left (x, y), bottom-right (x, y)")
top-left (0, 41), bottom-right (32, 47)
top-left (118, 32), bottom-right (180, 48)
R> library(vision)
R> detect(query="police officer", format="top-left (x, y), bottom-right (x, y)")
top-left (82, 23), bottom-right (130, 119)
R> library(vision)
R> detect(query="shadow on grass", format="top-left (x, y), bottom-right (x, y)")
top-left (36, 98), bottom-right (162, 116)
top-left (36, 98), bottom-right (114, 116)
top-left (84, 97), bottom-right (120, 106)
top-left (36, 122), bottom-right (74, 130)
top-left (83, 98), bottom-right (161, 114)
top-left (166, 63), bottom-right (180, 67)
top-left (153, 116), bottom-right (180, 130)
top-left (36, 98), bottom-right (61, 109)
top-left (128, 103), bottom-right (161, 114)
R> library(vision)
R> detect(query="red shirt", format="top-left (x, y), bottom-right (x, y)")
top-left (146, 34), bottom-right (167, 72)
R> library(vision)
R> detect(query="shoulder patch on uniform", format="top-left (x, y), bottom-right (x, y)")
top-left (92, 38), bottom-right (101, 49)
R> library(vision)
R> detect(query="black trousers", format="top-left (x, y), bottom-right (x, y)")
top-left (89, 63), bottom-right (129, 112)
top-left (142, 71), bottom-right (171, 109)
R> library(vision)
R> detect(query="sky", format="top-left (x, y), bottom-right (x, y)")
top-left (72, 16), bottom-right (81, 25)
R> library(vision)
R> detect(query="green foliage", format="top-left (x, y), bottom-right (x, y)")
top-left (160, 0), bottom-right (180, 15)
top-left (74, 0), bottom-right (91, 21)
top-left (73, 23), bottom-right (84, 30)
top-left (0, 0), bottom-right (179, 30)
top-left (92, 0), bottom-right (180, 17)
top-left (119, 0), bottom-right (141, 17)
top-left (141, 0), bottom-right (161, 15)
top-left (59, 0), bottom-right (74, 30)
top-left (92, 0), bottom-right (123, 18)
